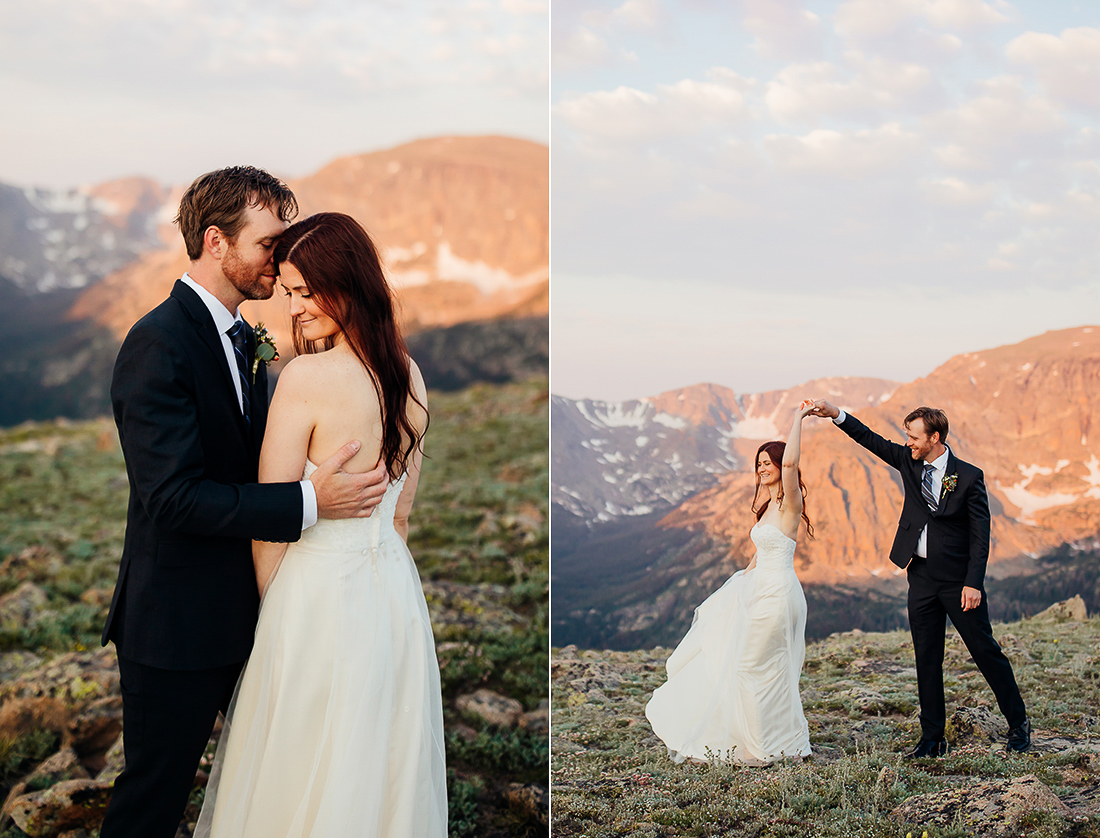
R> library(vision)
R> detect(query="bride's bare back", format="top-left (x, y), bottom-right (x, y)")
top-left (260, 343), bottom-right (427, 482)
top-left (252, 342), bottom-right (427, 592)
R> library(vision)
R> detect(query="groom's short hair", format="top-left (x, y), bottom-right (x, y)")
top-left (175, 166), bottom-right (298, 260)
top-left (904, 406), bottom-right (949, 443)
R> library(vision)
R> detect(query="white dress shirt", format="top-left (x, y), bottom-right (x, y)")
top-left (834, 409), bottom-right (947, 559)
top-left (181, 274), bottom-right (318, 530)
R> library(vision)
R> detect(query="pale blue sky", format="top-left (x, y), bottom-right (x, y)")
top-left (0, 0), bottom-right (548, 189)
top-left (552, 0), bottom-right (1100, 400)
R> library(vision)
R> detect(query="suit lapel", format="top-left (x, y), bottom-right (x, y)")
top-left (170, 281), bottom-right (251, 440)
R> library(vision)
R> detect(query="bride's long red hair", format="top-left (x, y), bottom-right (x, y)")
top-left (750, 440), bottom-right (814, 538)
top-left (273, 212), bottom-right (427, 479)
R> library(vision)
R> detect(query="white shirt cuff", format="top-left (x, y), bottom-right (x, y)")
top-left (834, 409), bottom-right (847, 424)
top-left (300, 479), bottom-right (318, 530)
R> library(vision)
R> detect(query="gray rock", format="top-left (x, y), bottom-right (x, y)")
top-left (1034, 595), bottom-right (1088, 622)
top-left (891, 774), bottom-right (1071, 837)
top-left (96, 734), bottom-right (126, 784)
top-left (0, 582), bottom-right (48, 630)
top-left (8, 778), bottom-right (114, 836)
top-left (950, 706), bottom-right (1004, 741)
top-left (504, 782), bottom-right (548, 826)
top-left (455, 688), bottom-right (523, 727)
top-left (519, 699), bottom-right (549, 734)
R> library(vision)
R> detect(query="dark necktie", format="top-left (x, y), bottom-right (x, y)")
top-left (226, 320), bottom-right (251, 426)
top-left (921, 463), bottom-right (938, 510)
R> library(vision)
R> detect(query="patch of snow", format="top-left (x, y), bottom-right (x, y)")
top-left (724, 416), bottom-right (780, 439)
top-left (436, 241), bottom-right (534, 293)
top-left (997, 463), bottom-right (1080, 523)
top-left (576, 400), bottom-right (648, 429)
top-left (387, 269), bottom-right (432, 288)
top-left (1020, 363), bottom-right (1032, 372)
top-left (652, 412), bottom-right (687, 429)
top-left (969, 375), bottom-right (977, 386)
top-left (1083, 455), bottom-right (1100, 500)
top-left (603, 474), bottom-right (618, 484)
top-left (601, 451), bottom-right (625, 464)
top-left (635, 436), bottom-right (649, 447)
top-left (385, 241), bottom-right (428, 263)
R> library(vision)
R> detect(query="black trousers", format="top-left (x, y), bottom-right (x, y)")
top-left (907, 559), bottom-right (1027, 739)
top-left (99, 654), bottom-right (244, 838)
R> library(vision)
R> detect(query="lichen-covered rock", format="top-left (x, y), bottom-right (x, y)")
top-left (95, 734), bottom-right (126, 784)
top-left (1034, 595), bottom-right (1088, 622)
top-left (66, 695), bottom-right (123, 757)
top-left (890, 774), bottom-right (1072, 837)
top-left (949, 706), bottom-right (1004, 742)
top-left (456, 688), bottom-right (524, 727)
top-left (423, 580), bottom-right (526, 635)
top-left (504, 782), bottom-right (548, 826)
top-left (0, 646), bottom-right (119, 704)
top-left (0, 582), bottom-right (48, 630)
top-left (25, 746), bottom-right (91, 788)
top-left (519, 699), bottom-right (549, 734)
top-left (8, 778), bottom-right (113, 836)
top-left (0, 650), bottom-right (44, 684)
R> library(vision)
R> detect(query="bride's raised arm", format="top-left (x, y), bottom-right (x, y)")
top-left (781, 400), bottom-right (814, 524)
top-left (253, 357), bottom-right (319, 594)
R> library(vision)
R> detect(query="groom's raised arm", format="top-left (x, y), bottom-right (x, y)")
top-left (814, 400), bottom-right (911, 471)
top-left (112, 322), bottom-right (303, 543)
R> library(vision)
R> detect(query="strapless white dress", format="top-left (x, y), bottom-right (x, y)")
top-left (195, 461), bottom-right (447, 837)
top-left (645, 522), bottom-right (811, 765)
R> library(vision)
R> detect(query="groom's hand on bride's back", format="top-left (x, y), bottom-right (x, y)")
top-left (311, 441), bottom-right (389, 518)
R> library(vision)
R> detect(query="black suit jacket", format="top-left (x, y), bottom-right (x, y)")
top-left (837, 412), bottom-right (991, 589)
top-left (103, 280), bottom-right (303, 670)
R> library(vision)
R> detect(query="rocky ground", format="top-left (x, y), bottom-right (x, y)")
top-left (0, 379), bottom-right (548, 838)
top-left (552, 597), bottom-right (1100, 838)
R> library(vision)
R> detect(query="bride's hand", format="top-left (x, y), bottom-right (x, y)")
top-left (796, 399), bottom-right (816, 418)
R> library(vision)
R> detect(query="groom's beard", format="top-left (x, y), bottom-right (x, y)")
top-left (223, 245), bottom-right (275, 301)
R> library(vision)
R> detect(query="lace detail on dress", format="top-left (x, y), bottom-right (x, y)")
top-left (299, 459), bottom-right (408, 553)
top-left (749, 523), bottom-right (797, 572)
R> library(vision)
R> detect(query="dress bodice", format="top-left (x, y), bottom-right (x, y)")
top-left (299, 459), bottom-right (407, 552)
top-left (749, 523), bottom-right (797, 572)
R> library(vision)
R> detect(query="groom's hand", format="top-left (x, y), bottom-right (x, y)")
top-left (811, 399), bottom-right (840, 419)
top-left (961, 586), bottom-right (982, 611)
top-left (311, 441), bottom-right (389, 519)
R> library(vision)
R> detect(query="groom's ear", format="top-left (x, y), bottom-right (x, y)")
top-left (203, 225), bottom-right (226, 260)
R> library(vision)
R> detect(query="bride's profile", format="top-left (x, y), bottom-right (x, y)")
top-left (195, 212), bottom-right (447, 837)
top-left (645, 400), bottom-right (815, 765)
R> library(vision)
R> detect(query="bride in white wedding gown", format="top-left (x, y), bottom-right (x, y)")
top-left (645, 401), bottom-right (815, 766)
top-left (195, 213), bottom-right (446, 837)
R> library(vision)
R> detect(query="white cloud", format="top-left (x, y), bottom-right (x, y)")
top-left (928, 76), bottom-right (1065, 170)
top-left (555, 70), bottom-right (750, 141)
top-left (553, 25), bottom-right (613, 72)
top-left (765, 56), bottom-right (933, 123)
top-left (921, 176), bottom-right (997, 205)
top-left (742, 0), bottom-right (823, 61)
top-left (582, 0), bottom-right (663, 31)
top-left (764, 122), bottom-right (922, 175)
top-left (1007, 27), bottom-right (1100, 110)
top-left (836, 0), bottom-right (1007, 41)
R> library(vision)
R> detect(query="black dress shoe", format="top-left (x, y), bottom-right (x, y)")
top-left (1006, 718), bottom-right (1031, 753)
top-left (904, 738), bottom-right (949, 759)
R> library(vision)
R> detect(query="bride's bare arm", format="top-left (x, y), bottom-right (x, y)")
top-left (253, 358), bottom-right (319, 594)
top-left (780, 401), bottom-right (814, 527)
top-left (392, 363), bottom-right (429, 543)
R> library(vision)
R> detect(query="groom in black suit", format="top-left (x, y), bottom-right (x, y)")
top-left (812, 401), bottom-right (1029, 758)
top-left (100, 167), bottom-right (389, 838)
